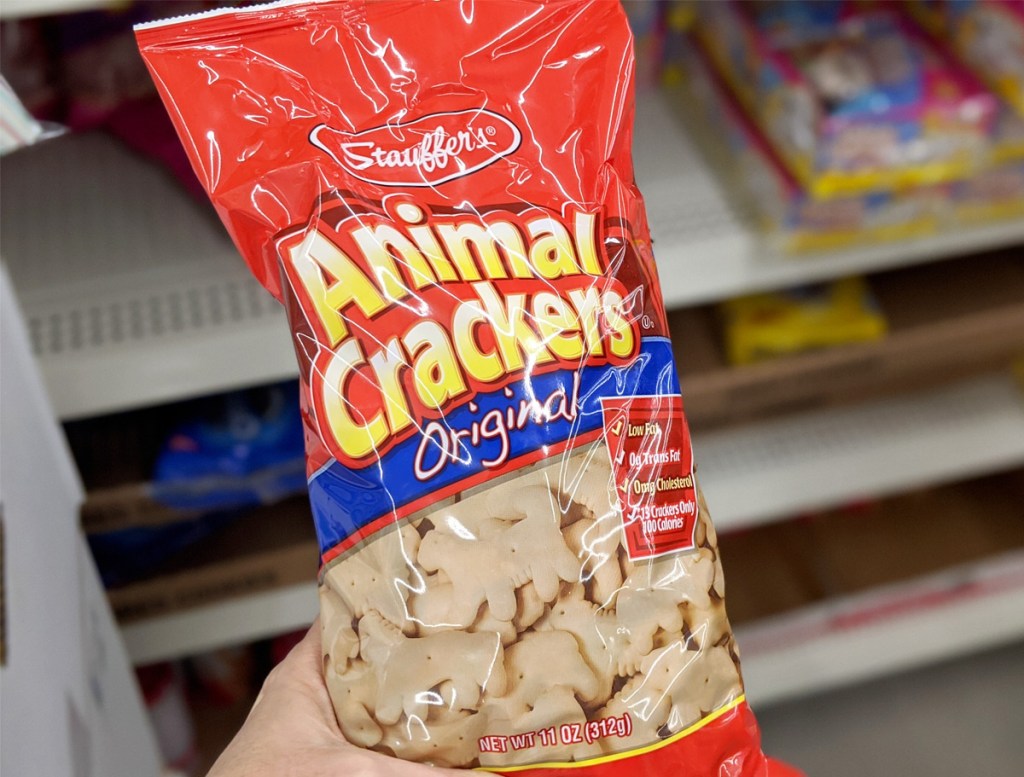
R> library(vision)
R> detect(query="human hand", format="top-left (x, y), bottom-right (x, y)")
top-left (207, 620), bottom-right (463, 777)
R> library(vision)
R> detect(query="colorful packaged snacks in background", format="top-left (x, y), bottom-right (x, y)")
top-left (679, 38), bottom-right (942, 252)
top-left (951, 158), bottom-right (1024, 223)
top-left (622, 0), bottom-right (667, 92)
top-left (678, 34), bottom-right (1024, 253)
top-left (718, 277), bottom-right (888, 367)
top-left (909, 0), bottom-right (1024, 117)
top-left (695, 0), bottom-right (999, 197)
top-left (906, 0), bottom-right (1024, 164)
top-left (137, 2), bottom-right (795, 774)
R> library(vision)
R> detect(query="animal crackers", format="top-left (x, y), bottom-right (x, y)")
top-left (138, 2), bottom-right (788, 774)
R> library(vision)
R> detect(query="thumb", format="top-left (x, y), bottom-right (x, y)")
top-left (247, 619), bottom-right (338, 734)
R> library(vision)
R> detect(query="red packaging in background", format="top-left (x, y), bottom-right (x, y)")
top-left (189, 645), bottom-right (255, 708)
top-left (136, 662), bottom-right (200, 775)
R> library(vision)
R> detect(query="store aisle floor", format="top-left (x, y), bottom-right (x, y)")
top-left (755, 641), bottom-right (1024, 776)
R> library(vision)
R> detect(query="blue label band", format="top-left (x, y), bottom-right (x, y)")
top-left (311, 337), bottom-right (679, 560)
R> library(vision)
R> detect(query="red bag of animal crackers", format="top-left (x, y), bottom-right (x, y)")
top-left (137, 3), bottom-right (796, 774)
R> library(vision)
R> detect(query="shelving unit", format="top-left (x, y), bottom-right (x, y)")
top-left (0, 0), bottom-right (107, 19)
top-left (737, 550), bottom-right (1024, 706)
top-left (122, 582), bottom-right (317, 667)
top-left (122, 510), bottom-right (1024, 710)
top-left (698, 372), bottom-right (1024, 532)
top-left (116, 371), bottom-right (1024, 666)
top-left (0, 133), bottom-right (294, 420)
top-left (3, 53), bottom-right (1023, 713)
top-left (5, 92), bottom-right (1024, 419)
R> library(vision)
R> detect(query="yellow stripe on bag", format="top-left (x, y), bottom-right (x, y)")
top-left (475, 694), bottom-right (747, 772)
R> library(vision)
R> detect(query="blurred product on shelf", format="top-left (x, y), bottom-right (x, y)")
top-left (73, 381), bottom-right (307, 587)
top-left (0, 4), bottom-right (209, 197)
top-left (0, 75), bottom-right (46, 153)
top-left (717, 276), bottom-right (887, 366)
top-left (152, 381), bottom-right (305, 513)
top-left (676, 34), bottom-right (1024, 252)
top-left (72, 381), bottom-right (307, 533)
top-left (189, 645), bottom-right (255, 707)
top-left (693, 1), bottom-right (1002, 197)
top-left (88, 511), bottom-right (239, 589)
top-left (903, 0), bottom-right (1024, 171)
top-left (624, 0), bottom-right (667, 91)
top-left (136, 661), bottom-right (200, 776)
top-left (104, 496), bottom-right (315, 624)
top-left (674, 250), bottom-right (1024, 429)
top-left (908, 0), bottom-right (1024, 117)
top-left (0, 18), bottom-right (70, 153)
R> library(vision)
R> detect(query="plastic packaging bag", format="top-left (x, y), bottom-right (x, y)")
top-left (137, 2), bottom-right (791, 773)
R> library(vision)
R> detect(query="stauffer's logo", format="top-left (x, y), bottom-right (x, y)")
top-left (310, 109), bottom-right (521, 187)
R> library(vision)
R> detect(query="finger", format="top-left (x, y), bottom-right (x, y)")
top-left (284, 619), bottom-right (342, 728)
top-left (209, 617), bottom-right (469, 777)
top-left (266, 624), bottom-right (464, 776)
top-left (322, 747), bottom-right (469, 777)
top-left (247, 620), bottom-right (339, 737)
top-left (289, 616), bottom-right (324, 669)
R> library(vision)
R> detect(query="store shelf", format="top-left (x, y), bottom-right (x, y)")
top-left (0, 0), bottom-right (108, 19)
top-left (121, 581), bottom-right (317, 667)
top-left (1, 133), bottom-right (297, 420)
top-left (697, 372), bottom-right (1024, 532)
top-left (634, 93), bottom-right (1024, 307)
top-left (4, 92), bottom-right (1024, 419)
top-left (122, 528), bottom-right (1024, 715)
top-left (115, 373), bottom-right (1024, 665)
top-left (738, 550), bottom-right (1024, 706)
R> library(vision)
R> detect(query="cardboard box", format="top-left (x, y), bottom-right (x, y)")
top-left (106, 497), bottom-right (317, 624)
top-left (721, 469), bottom-right (1024, 626)
top-left (804, 471), bottom-right (1024, 597)
top-left (674, 250), bottom-right (1024, 429)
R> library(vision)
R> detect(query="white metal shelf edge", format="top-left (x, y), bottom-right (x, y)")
top-left (738, 552), bottom-right (1024, 707)
top-left (0, 0), bottom-right (107, 19)
top-left (695, 372), bottom-right (1024, 532)
top-left (4, 98), bottom-right (1024, 417)
top-left (121, 582), bottom-right (317, 667)
top-left (40, 316), bottom-right (297, 419)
